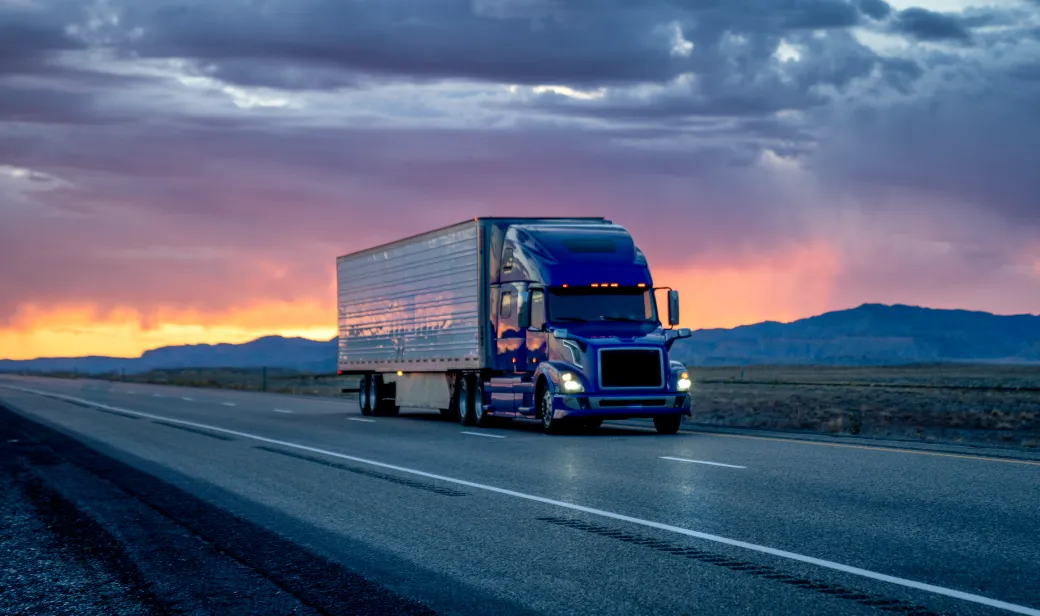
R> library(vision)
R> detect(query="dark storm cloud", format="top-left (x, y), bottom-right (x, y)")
top-left (855, 0), bottom-right (891, 21)
top-left (103, 0), bottom-right (874, 91)
top-left (518, 29), bottom-right (880, 122)
top-left (891, 8), bottom-right (971, 42)
top-left (0, 3), bottom-right (85, 74)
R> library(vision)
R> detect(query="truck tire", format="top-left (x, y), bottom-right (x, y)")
top-left (370, 375), bottom-right (399, 417)
top-left (458, 374), bottom-right (475, 426)
top-left (358, 376), bottom-right (372, 416)
top-left (471, 378), bottom-right (490, 428)
top-left (539, 385), bottom-right (564, 434)
top-left (653, 415), bottom-right (682, 435)
top-left (440, 373), bottom-right (463, 421)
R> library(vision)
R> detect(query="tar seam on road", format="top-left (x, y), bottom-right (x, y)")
top-left (461, 431), bottom-right (506, 439)
top-left (659, 456), bottom-right (745, 469)
top-left (67, 402), bottom-right (140, 421)
top-left (254, 446), bottom-right (469, 497)
top-left (150, 421), bottom-right (234, 442)
top-left (537, 516), bottom-right (937, 615)
top-left (5, 385), bottom-right (1038, 616)
top-left (686, 430), bottom-right (1040, 467)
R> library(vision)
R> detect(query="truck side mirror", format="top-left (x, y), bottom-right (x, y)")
top-left (517, 290), bottom-right (532, 330)
top-left (667, 290), bottom-right (681, 327)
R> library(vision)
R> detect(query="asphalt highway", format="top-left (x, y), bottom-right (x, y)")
top-left (1, 375), bottom-right (1038, 616)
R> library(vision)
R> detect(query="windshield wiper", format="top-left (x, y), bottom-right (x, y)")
top-left (600, 316), bottom-right (649, 323)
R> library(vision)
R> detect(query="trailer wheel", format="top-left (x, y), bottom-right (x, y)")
top-left (653, 415), bottom-right (682, 435)
top-left (370, 375), bottom-right (399, 417)
top-left (471, 378), bottom-right (489, 428)
top-left (358, 376), bottom-right (372, 416)
top-left (458, 374), bottom-right (475, 426)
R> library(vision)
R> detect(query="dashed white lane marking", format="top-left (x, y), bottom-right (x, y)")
top-left (660, 456), bottom-right (746, 469)
top-left (182, 397), bottom-right (194, 402)
top-left (347, 417), bottom-right (376, 423)
top-left (222, 402), bottom-right (237, 407)
top-left (273, 409), bottom-right (293, 414)
top-left (5, 384), bottom-right (1038, 616)
top-left (461, 431), bottom-right (506, 439)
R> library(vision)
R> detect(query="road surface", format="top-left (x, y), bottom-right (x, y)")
top-left (1, 376), bottom-right (1038, 616)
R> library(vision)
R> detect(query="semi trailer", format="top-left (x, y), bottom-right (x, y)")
top-left (336, 217), bottom-right (693, 434)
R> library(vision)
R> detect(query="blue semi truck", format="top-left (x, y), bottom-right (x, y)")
top-left (336, 217), bottom-right (693, 434)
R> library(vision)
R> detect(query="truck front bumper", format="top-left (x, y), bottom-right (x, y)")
top-left (551, 393), bottom-right (691, 420)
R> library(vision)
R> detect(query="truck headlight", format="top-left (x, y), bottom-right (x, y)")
top-left (560, 372), bottom-right (585, 393)
top-left (676, 371), bottom-right (691, 392)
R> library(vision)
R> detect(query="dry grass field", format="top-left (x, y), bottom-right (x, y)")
top-left (74, 363), bottom-right (1040, 448)
top-left (686, 364), bottom-right (1039, 448)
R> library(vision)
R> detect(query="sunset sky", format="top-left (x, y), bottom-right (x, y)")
top-left (2, 0), bottom-right (1039, 360)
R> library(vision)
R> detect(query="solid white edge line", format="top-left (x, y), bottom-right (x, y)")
top-left (660, 456), bottom-right (746, 469)
top-left (273, 409), bottom-right (293, 414)
top-left (3, 385), bottom-right (1037, 616)
top-left (461, 431), bottom-right (506, 439)
top-left (347, 417), bottom-right (376, 423)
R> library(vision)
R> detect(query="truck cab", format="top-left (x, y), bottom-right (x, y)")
top-left (486, 222), bottom-right (692, 433)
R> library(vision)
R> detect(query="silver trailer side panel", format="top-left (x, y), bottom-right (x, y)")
top-left (337, 220), bottom-right (483, 372)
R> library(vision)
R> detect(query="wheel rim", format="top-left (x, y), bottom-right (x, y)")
top-left (541, 388), bottom-right (553, 429)
top-left (458, 379), bottom-right (470, 424)
top-left (473, 381), bottom-right (484, 423)
top-left (358, 377), bottom-right (368, 412)
top-left (369, 378), bottom-right (379, 413)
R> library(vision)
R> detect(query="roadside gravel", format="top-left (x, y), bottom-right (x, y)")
top-left (0, 439), bottom-right (159, 616)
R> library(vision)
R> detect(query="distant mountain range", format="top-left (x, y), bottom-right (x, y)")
top-left (2, 304), bottom-right (1039, 374)
top-left (0, 336), bottom-right (338, 375)
top-left (675, 304), bottom-right (1040, 366)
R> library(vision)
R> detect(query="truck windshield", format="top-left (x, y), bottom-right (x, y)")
top-left (547, 288), bottom-right (657, 324)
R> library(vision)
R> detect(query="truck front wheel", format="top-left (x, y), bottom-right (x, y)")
top-left (540, 386), bottom-right (563, 434)
top-left (653, 415), bottom-right (682, 435)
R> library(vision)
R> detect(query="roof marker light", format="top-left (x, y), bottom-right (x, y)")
top-left (638, 283), bottom-right (646, 288)
top-left (610, 283), bottom-right (619, 287)
top-left (562, 284), bottom-right (569, 288)
top-left (591, 283), bottom-right (599, 288)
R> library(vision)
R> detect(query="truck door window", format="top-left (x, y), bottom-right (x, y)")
top-left (503, 247), bottom-right (515, 272)
top-left (501, 291), bottom-right (514, 317)
top-left (530, 290), bottom-right (545, 329)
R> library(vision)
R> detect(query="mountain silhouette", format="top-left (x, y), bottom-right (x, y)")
top-left (675, 303), bottom-right (1040, 366)
top-left (2, 304), bottom-right (1038, 374)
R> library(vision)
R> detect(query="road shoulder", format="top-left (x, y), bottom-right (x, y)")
top-left (0, 402), bottom-right (436, 616)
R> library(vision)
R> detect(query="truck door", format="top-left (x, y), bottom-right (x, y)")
top-left (517, 287), bottom-right (547, 414)
top-left (495, 282), bottom-right (525, 370)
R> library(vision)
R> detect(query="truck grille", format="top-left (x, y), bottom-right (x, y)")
top-left (598, 349), bottom-right (663, 389)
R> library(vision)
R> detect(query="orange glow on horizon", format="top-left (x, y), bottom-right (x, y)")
top-left (2, 243), bottom-right (843, 361)
top-left (1, 301), bottom-right (335, 361)
top-left (653, 242), bottom-right (842, 330)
